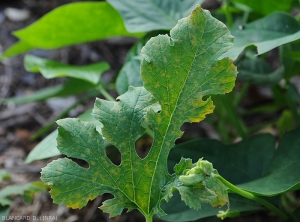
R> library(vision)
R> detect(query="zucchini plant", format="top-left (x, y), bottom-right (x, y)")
top-left (2, 0), bottom-right (300, 221)
top-left (40, 7), bottom-right (236, 221)
top-left (40, 6), bottom-right (295, 222)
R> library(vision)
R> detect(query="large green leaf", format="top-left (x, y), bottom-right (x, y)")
top-left (0, 2), bottom-right (140, 60)
top-left (232, 0), bottom-right (294, 15)
top-left (24, 55), bottom-right (109, 84)
top-left (238, 127), bottom-right (300, 196)
top-left (222, 12), bottom-right (300, 60)
top-left (107, 0), bottom-right (205, 32)
top-left (41, 6), bottom-right (237, 219)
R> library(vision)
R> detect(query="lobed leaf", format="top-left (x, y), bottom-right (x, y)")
top-left (41, 6), bottom-right (237, 219)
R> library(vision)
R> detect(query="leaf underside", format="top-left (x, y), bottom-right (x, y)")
top-left (41, 6), bottom-right (237, 219)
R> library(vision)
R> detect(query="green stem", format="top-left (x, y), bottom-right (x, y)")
top-left (98, 85), bottom-right (115, 102)
top-left (145, 215), bottom-right (153, 222)
top-left (223, 0), bottom-right (233, 28)
top-left (221, 94), bottom-right (248, 139)
top-left (242, 11), bottom-right (249, 24)
top-left (285, 90), bottom-right (300, 126)
top-left (233, 83), bottom-right (250, 107)
top-left (215, 174), bottom-right (289, 221)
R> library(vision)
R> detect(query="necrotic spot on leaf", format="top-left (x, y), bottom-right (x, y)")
top-left (105, 145), bottom-right (121, 166)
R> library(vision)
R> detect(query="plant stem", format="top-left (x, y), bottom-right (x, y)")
top-left (220, 94), bottom-right (248, 139)
top-left (98, 85), bottom-right (115, 102)
top-left (223, 0), bottom-right (233, 28)
top-left (145, 215), bottom-right (153, 222)
top-left (285, 90), bottom-right (300, 126)
top-left (233, 83), bottom-right (249, 107)
top-left (215, 174), bottom-right (289, 221)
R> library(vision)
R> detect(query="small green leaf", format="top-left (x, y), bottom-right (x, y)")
top-left (0, 182), bottom-right (47, 206)
top-left (174, 158), bottom-right (193, 175)
top-left (107, 0), bottom-right (205, 32)
top-left (0, 171), bottom-right (10, 184)
top-left (222, 12), bottom-right (300, 60)
top-left (24, 55), bottom-right (109, 84)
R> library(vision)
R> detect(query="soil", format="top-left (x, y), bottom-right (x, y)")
top-left (0, 0), bottom-right (296, 222)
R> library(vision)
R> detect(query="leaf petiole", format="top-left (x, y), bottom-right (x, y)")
top-left (97, 85), bottom-right (115, 102)
top-left (145, 215), bottom-right (153, 222)
top-left (215, 174), bottom-right (289, 220)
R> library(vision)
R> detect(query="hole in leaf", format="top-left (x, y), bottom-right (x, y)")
top-left (135, 134), bottom-right (153, 159)
top-left (67, 156), bottom-right (89, 169)
top-left (105, 145), bottom-right (121, 166)
top-left (178, 122), bottom-right (207, 143)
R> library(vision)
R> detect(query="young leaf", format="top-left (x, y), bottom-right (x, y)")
top-left (165, 158), bottom-right (228, 210)
top-left (41, 6), bottom-right (237, 219)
